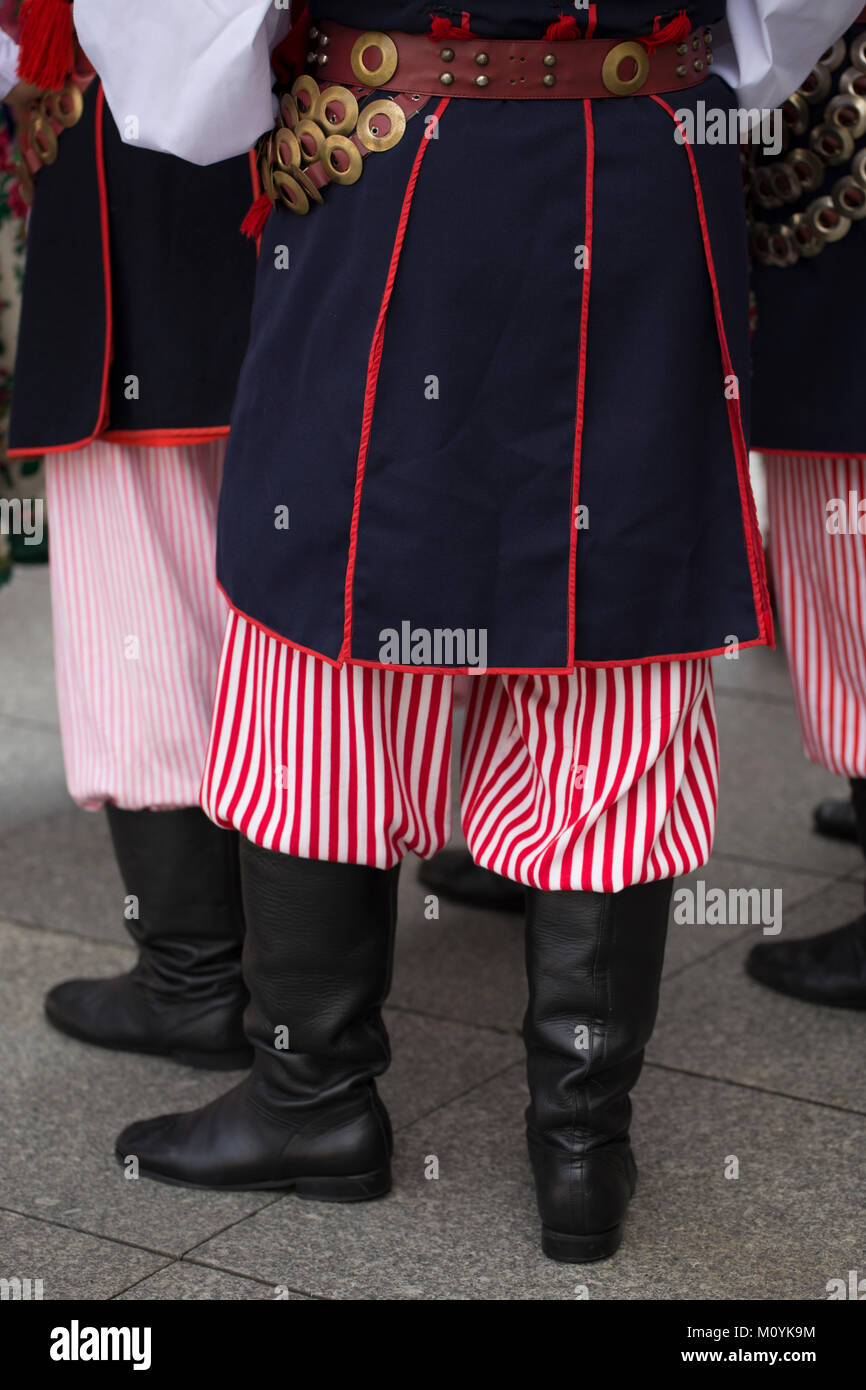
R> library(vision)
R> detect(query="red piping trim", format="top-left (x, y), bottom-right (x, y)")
top-left (217, 582), bottom-right (770, 674)
top-left (339, 96), bottom-right (450, 663)
top-left (567, 97), bottom-right (594, 668)
top-left (9, 425), bottom-right (232, 458)
top-left (757, 446), bottom-right (866, 460)
top-left (652, 94), bottom-right (773, 648)
top-left (11, 83), bottom-right (114, 462)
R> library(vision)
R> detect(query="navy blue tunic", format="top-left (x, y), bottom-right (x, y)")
top-left (751, 20), bottom-right (866, 456)
top-left (217, 1), bottom-right (772, 671)
top-left (9, 81), bottom-right (258, 455)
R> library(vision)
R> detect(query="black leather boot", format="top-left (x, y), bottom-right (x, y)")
top-left (114, 843), bottom-right (398, 1197)
top-left (523, 879), bottom-right (673, 1262)
top-left (813, 796), bottom-right (858, 844)
top-left (45, 807), bottom-right (252, 1070)
top-left (747, 778), bottom-right (866, 1007)
top-left (418, 848), bottom-right (524, 913)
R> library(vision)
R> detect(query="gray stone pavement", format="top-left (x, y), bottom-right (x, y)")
top-left (1, 564), bottom-right (864, 1300)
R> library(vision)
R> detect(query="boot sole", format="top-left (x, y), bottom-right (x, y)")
top-left (45, 1007), bottom-right (253, 1071)
top-left (541, 1224), bottom-right (623, 1263)
top-left (114, 1150), bottom-right (391, 1201)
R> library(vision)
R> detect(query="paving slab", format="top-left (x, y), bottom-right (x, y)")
top-left (712, 643), bottom-right (797, 702)
top-left (188, 1064), bottom-right (863, 1300)
top-left (0, 1209), bottom-right (167, 1301)
top-left (0, 919), bottom-right (522, 1250)
top-left (713, 692), bottom-right (856, 876)
top-left (0, 806), bottom-right (123, 943)
top-left (0, 565), bottom-right (59, 729)
top-left (650, 878), bottom-right (866, 1113)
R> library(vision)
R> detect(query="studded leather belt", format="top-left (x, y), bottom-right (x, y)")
top-left (310, 21), bottom-right (715, 100)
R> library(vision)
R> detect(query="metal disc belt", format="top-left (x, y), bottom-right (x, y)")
top-left (258, 21), bottom-right (715, 217)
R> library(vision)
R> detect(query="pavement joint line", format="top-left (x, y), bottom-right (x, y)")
top-left (106, 1258), bottom-right (177, 1300)
top-left (176, 1256), bottom-right (327, 1299)
top-left (388, 1055), bottom-right (526, 1133)
top-left (0, 1202), bottom-right (188, 1261)
top-left (178, 1194), bottom-right (286, 1261)
top-left (643, 1059), bottom-right (866, 1117)
top-left (384, 999), bottom-right (520, 1037)
top-left (0, 914), bottom-right (133, 950)
top-left (707, 849), bottom-right (858, 879)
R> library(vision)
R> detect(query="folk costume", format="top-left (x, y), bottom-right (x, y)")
top-left (4, 0), bottom-right (259, 1068)
top-left (78, 0), bottom-right (863, 1261)
top-left (745, 11), bottom-right (866, 1008)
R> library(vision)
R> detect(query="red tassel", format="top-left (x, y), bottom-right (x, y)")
top-left (428, 13), bottom-right (476, 42)
top-left (17, 0), bottom-right (74, 90)
top-left (544, 14), bottom-right (579, 41)
top-left (240, 193), bottom-right (272, 241)
top-left (640, 10), bottom-right (691, 52)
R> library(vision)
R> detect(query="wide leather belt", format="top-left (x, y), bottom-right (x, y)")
top-left (310, 21), bottom-right (715, 100)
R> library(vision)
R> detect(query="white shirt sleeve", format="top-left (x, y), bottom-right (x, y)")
top-left (0, 30), bottom-right (19, 99)
top-left (74, 0), bottom-right (291, 164)
top-left (713, 0), bottom-right (866, 109)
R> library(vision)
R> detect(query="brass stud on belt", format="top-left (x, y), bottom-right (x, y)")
top-left (317, 54), bottom-right (329, 66)
top-left (476, 74), bottom-right (489, 86)
top-left (440, 47), bottom-right (454, 61)
top-left (704, 29), bottom-right (713, 45)
top-left (676, 64), bottom-right (687, 78)
top-left (542, 73), bottom-right (556, 87)
top-left (440, 71), bottom-right (455, 85)
top-left (475, 52), bottom-right (489, 65)
top-left (309, 26), bottom-right (319, 39)
top-left (320, 34), bottom-right (330, 46)
top-left (707, 54), bottom-right (714, 65)
top-left (692, 37), bottom-right (700, 50)
top-left (543, 53), bottom-right (557, 67)
top-left (693, 59), bottom-right (704, 71)
top-left (676, 43), bottom-right (687, 56)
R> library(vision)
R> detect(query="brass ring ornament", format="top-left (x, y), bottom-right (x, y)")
top-left (257, 133), bottom-right (275, 199)
top-left (295, 116), bottom-right (327, 163)
top-left (789, 210), bottom-right (823, 256)
top-left (807, 192), bottom-right (851, 242)
top-left (350, 31), bottom-right (399, 87)
top-left (840, 65), bottom-right (866, 97)
top-left (766, 222), bottom-right (799, 266)
top-left (781, 91), bottom-right (810, 136)
top-left (832, 173), bottom-right (866, 219)
top-left (291, 74), bottom-right (321, 116)
top-left (13, 151), bottom-right (34, 205)
top-left (295, 166), bottom-right (324, 205)
top-left (322, 133), bottom-right (363, 184)
top-left (809, 120), bottom-right (855, 164)
top-left (273, 169), bottom-right (310, 215)
top-left (601, 41), bottom-right (650, 96)
top-left (279, 92), bottom-right (300, 129)
top-left (820, 38), bottom-right (847, 73)
top-left (356, 98), bottom-right (406, 151)
top-left (313, 84), bottom-right (359, 136)
top-left (769, 160), bottom-right (803, 203)
top-left (851, 31), bottom-right (866, 74)
top-left (826, 91), bottom-right (866, 139)
top-left (274, 127), bottom-right (302, 170)
top-left (800, 63), bottom-right (833, 105)
top-left (853, 145), bottom-right (866, 190)
top-left (29, 113), bottom-right (58, 164)
top-left (787, 147), bottom-right (825, 193)
top-left (47, 82), bottom-right (84, 127)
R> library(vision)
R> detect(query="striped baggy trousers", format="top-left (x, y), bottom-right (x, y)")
top-left (201, 611), bottom-right (719, 891)
top-left (765, 452), bottom-right (866, 777)
top-left (46, 439), bottom-right (227, 810)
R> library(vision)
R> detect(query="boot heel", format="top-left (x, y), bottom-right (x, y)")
top-left (295, 1168), bottom-right (391, 1203)
top-left (541, 1224), bottom-right (623, 1263)
top-left (171, 1045), bottom-right (254, 1071)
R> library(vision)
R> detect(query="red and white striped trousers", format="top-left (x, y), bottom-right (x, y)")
top-left (47, 440), bottom-right (228, 810)
top-left (766, 452), bottom-right (866, 777)
top-left (201, 612), bottom-right (719, 891)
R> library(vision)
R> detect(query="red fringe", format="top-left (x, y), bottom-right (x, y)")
top-left (240, 193), bottom-right (272, 241)
top-left (544, 14), bottom-right (579, 41)
top-left (17, 0), bottom-right (74, 89)
top-left (428, 13), bottom-right (476, 42)
top-left (640, 10), bottom-right (691, 52)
